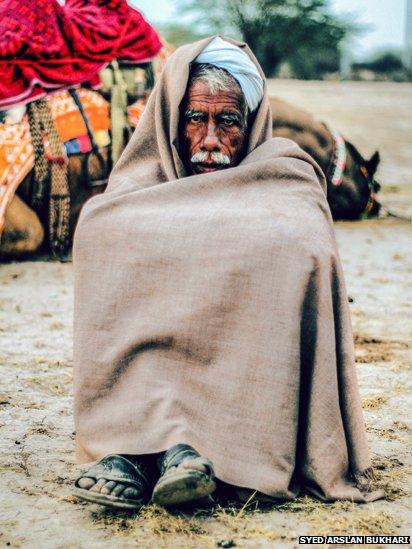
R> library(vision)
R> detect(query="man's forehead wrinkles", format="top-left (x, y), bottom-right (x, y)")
top-left (187, 93), bottom-right (241, 104)
top-left (186, 100), bottom-right (243, 112)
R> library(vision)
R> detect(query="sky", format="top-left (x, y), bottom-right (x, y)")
top-left (129, 0), bottom-right (407, 59)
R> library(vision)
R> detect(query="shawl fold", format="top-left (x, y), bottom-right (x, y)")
top-left (73, 37), bottom-right (381, 502)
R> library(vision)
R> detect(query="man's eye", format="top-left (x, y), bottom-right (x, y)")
top-left (220, 117), bottom-right (238, 127)
top-left (189, 114), bottom-right (203, 123)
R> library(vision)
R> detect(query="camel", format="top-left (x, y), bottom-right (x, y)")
top-left (270, 97), bottom-right (381, 220)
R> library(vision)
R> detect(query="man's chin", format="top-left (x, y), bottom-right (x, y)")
top-left (192, 164), bottom-right (230, 175)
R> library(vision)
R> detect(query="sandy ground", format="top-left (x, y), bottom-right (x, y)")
top-left (0, 82), bottom-right (411, 547)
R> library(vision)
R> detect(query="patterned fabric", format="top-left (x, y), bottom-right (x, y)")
top-left (127, 98), bottom-right (147, 128)
top-left (29, 97), bottom-right (71, 257)
top-left (48, 88), bottom-right (110, 143)
top-left (0, 88), bottom-right (111, 234)
top-left (0, 0), bottom-right (162, 109)
top-left (0, 120), bottom-right (33, 232)
top-left (65, 135), bottom-right (92, 156)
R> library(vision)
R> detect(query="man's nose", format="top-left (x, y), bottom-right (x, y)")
top-left (202, 122), bottom-right (220, 151)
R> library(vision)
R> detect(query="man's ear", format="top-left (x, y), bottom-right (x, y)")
top-left (367, 151), bottom-right (380, 177)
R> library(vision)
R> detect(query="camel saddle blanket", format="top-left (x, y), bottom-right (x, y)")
top-left (0, 88), bottom-right (110, 234)
top-left (127, 98), bottom-right (146, 128)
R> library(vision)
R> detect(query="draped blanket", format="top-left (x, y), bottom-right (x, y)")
top-left (0, 0), bottom-right (161, 109)
top-left (73, 37), bottom-right (381, 502)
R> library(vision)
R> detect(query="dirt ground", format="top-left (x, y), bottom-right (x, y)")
top-left (1, 81), bottom-right (411, 548)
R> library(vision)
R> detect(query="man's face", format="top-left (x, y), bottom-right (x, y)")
top-left (180, 80), bottom-right (247, 175)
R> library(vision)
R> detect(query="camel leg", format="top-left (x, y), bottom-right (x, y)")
top-left (0, 194), bottom-right (45, 256)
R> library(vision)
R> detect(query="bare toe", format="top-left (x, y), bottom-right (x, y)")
top-left (121, 486), bottom-right (139, 500)
top-left (111, 483), bottom-right (125, 497)
top-left (77, 477), bottom-right (96, 490)
top-left (90, 478), bottom-right (108, 492)
top-left (100, 480), bottom-right (117, 495)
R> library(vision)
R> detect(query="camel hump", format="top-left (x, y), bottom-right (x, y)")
top-left (270, 97), bottom-right (330, 140)
top-left (269, 96), bottom-right (333, 170)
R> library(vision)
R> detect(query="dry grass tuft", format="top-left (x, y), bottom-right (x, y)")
top-left (91, 504), bottom-right (211, 547)
top-left (393, 420), bottom-right (409, 431)
top-left (49, 321), bottom-right (65, 330)
top-left (354, 334), bottom-right (394, 363)
top-left (90, 509), bottom-right (133, 535)
top-left (362, 395), bottom-right (388, 410)
top-left (306, 509), bottom-right (398, 537)
top-left (136, 504), bottom-right (207, 537)
top-left (90, 499), bottom-right (285, 545)
top-left (27, 423), bottom-right (55, 437)
top-left (362, 384), bottom-right (411, 411)
top-left (15, 401), bottom-right (46, 410)
top-left (212, 498), bottom-right (283, 541)
top-left (391, 384), bottom-right (411, 396)
top-left (372, 456), bottom-right (411, 501)
top-left (366, 420), bottom-right (410, 442)
top-left (26, 373), bottom-right (72, 397)
top-left (391, 362), bottom-right (411, 373)
top-left (59, 495), bottom-right (85, 505)
top-left (354, 333), bottom-right (411, 364)
top-left (275, 496), bottom-right (399, 536)
top-left (275, 496), bottom-right (328, 514)
top-left (0, 393), bottom-right (11, 405)
top-left (269, 496), bottom-right (400, 537)
top-left (362, 385), bottom-right (410, 410)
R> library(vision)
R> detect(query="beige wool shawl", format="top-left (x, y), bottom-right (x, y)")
top-left (73, 37), bottom-right (381, 502)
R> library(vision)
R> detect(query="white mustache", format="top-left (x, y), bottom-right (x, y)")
top-left (190, 151), bottom-right (231, 166)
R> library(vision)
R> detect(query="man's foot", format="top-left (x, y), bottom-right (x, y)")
top-left (74, 454), bottom-right (152, 509)
top-left (152, 443), bottom-right (216, 506)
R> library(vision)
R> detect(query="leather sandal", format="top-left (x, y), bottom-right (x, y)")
top-left (152, 443), bottom-right (216, 506)
top-left (73, 454), bottom-right (151, 510)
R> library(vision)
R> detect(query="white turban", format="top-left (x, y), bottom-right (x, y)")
top-left (193, 36), bottom-right (264, 112)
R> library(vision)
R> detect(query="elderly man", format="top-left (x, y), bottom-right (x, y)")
top-left (73, 37), bottom-right (380, 510)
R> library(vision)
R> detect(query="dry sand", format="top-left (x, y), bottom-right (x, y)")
top-left (0, 81), bottom-right (411, 548)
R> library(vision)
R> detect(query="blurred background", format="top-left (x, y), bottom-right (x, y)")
top-left (129, 0), bottom-right (412, 213)
top-left (132, 0), bottom-right (411, 82)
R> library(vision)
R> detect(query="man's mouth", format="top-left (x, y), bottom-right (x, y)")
top-left (192, 163), bottom-right (229, 174)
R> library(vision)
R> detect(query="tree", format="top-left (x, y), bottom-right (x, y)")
top-left (158, 23), bottom-right (207, 48)
top-left (353, 52), bottom-right (405, 74)
top-left (176, 0), bottom-right (354, 78)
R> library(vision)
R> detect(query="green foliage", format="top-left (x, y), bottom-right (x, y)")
top-left (158, 23), bottom-right (207, 48)
top-left (174, 0), bottom-right (354, 78)
top-left (353, 51), bottom-right (405, 74)
top-left (289, 46), bottom-right (341, 80)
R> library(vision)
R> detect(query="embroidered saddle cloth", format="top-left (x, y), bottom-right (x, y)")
top-left (0, 88), bottom-right (110, 234)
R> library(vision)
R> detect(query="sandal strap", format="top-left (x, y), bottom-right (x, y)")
top-left (75, 454), bottom-right (149, 491)
top-left (160, 444), bottom-right (214, 476)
